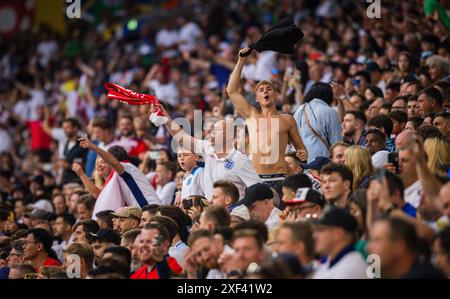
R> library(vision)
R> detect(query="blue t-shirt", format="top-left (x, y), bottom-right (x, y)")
top-left (402, 203), bottom-right (417, 218)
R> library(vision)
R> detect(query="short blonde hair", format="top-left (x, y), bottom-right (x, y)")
top-left (255, 80), bottom-right (277, 93)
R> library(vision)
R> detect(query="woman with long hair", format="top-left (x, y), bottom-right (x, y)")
top-left (344, 145), bottom-right (374, 190)
top-left (424, 136), bottom-right (450, 176)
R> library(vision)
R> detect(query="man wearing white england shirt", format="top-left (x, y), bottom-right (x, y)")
top-left (149, 104), bottom-right (261, 200)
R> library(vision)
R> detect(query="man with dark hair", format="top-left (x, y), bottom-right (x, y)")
top-left (24, 228), bottom-right (61, 271)
top-left (90, 229), bottom-right (121, 266)
top-left (95, 210), bottom-right (114, 230)
top-left (432, 112), bottom-right (450, 141)
top-left (212, 180), bottom-right (240, 210)
top-left (54, 212), bottom-right (76, 250)
top-left (354, 71), bottom-right (371, 94)
top-left (385, 81), bottom-right (401, 103)
top-left (342, 111), bottom-right (367, 146)
top-left (367, 114), bottom-right (395, 152)
top-left (221, 229), bottom-right (266, 278)
top-left (199, 205), bottom-right (231, 231)
top-left (76, 194), bottom-right (95, 220)
top-left (130, 223), bottom-right (182, 279)
top-left (72, 219), bottom-right (100, 243)
top-left (391, 96), bottom-right (408, 113)
top-left (294, 82), bottom-right (342, 162)
top-left (368, 217), bottom-right (444, 278)
top-left (313, 208), bottom-right (367, 278)
top-left (151, 160), bottom-right (177, 205)
top-left (285, 152), bottom-right (302, 174)
top-left (405, 116), bottom-right (424, 132)
top-left (389, 111), bottom-right (408, 137)
top-left (140, 204), bottom-right (160, 227)
top-left (380, 172), bottom-right (417, 217)
top-left (281, 173), bottom-right (325, 219)
top-left (148, 215), bottom-right (186, 268)
top-left (276, 221), bottom-right (316, 274)
top-left (157, 205), bottom-right (191, 244)
top-left (113, 115), bottom-right (149, 159)
top-left (418, 87), bottom-right (444, 117)
top-left (320, 163), bottom-right (353, 207)
top-left (365, 129), bottom-right (390, 168)
top-left (103, 245), bottom-right (132, 267)
top-left (184, 229), bottom-right (234, 279)
top-left (43, 115), bottom-right (87, 184)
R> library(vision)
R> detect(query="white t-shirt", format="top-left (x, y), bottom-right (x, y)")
top-left (313, 251), bottom-right (368, 279)
top-left (155, 28), bottom-right (179, 58)
top-left (156, 181), bottom-right (177, 205)
top-left (404, 180), bottom-right (422, 208)
top-left (371, 150), bottom-right (389, 169)
top-left (194, 140), bottom-right (261, 200)
top-left (265, 207), bottom-right (282, 232)
top-left (178, 22), bottom-right (203, 52)
top-left (51, 128), bottom-right (68, 159)
top-left (181, 166), bottom-right (204, 199)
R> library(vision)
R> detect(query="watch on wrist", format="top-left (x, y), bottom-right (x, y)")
top-left (339, 95), bottom-right (346, 101)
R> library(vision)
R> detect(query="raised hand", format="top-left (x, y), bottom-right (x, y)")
top-left (238, 47), bottom-right (253, 58)
top-left (78, 134), bottom-right (96, 150)
top-left (72, 162), bottom-right (85, 177)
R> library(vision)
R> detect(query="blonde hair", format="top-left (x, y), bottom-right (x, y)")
top-left (254, 80), bottom-right (277, 93)
top-left (344, 146), bottom-right (374, 191)
top-left (424, 137), bottom-right (450, 174)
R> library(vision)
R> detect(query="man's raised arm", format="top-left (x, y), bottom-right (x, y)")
top-left (226, 47), bottom-right (257, 119)
top-left (150, 104), bottom-right (197, 152)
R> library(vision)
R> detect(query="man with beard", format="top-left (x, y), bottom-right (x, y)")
top-left (90, 229), bottom-right (121, 266)
top-left (341, 111), bottom-right (367, 146)
top-left (184, 229), bottom-right (234, 279)
top-left (43, 117), bottom-right (87, 184)
top-left (130, 223), bottom-right (182, 279)
top-left (111, 115), bottom-right (148, 160)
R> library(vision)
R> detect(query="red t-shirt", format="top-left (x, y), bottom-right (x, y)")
top-left (130, 257), bottom-right (182, 279)
top-left (27, 120), bottom-right (52, 151)
top-left (35, 257), bottom-right (62, 272)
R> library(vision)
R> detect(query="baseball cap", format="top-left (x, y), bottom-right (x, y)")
top-left (317, 207), bottom-right (357, 233)
top-left (111, 207), bottom-right (142, 221)
top-left (283, 188), bottom-right (325, 207)
top-left (89, 229), bottom-right (121, 245)
top-left (238, 183), bottom-right (274, 207)
top-left (300, 156), bottom-right (330, 170)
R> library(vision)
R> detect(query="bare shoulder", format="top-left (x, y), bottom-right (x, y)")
top-left (279, 113), bottom-right (296, 124)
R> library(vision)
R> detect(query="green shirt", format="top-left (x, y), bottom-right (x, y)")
top-left (424, 0), bottom-right (450, 30)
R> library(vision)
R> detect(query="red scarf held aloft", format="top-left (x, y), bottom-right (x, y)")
top-left (104, 82), bottom-right (163, 115)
